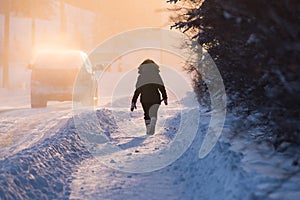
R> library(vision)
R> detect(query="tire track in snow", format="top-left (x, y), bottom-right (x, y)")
top-left (0, 106), bottom-right (73, 160)
top-left (70, 108), bottom-right (185, 199)
top-left (0, 118), bottom-right (91, 200)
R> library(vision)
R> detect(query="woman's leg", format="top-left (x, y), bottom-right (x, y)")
top-left (142, 103), bottom-right (151, 134)
top-left (141, 103), bottom-right (151, 120)
top-left (148, 104), bottom-right (160, 135)
top-left (148, 104), bottom-right (159, 119)
top-left (142, 103), bottom-right (160, 134)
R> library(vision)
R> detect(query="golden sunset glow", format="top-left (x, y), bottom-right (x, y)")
top-left (34, 0), bottom-right (170, 52)
top-left (0, 0), bottom-right (172, 89)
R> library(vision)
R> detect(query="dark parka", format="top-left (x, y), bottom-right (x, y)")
top-left (131, 60), bottom-right (167, 105)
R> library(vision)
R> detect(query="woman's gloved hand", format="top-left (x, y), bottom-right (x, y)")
top-left (130, 102), bottom-right (137, 111)
top-left (163, 99), bottom-right (168, 106)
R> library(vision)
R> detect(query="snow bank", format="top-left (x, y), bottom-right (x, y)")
top-left (0, 119), bottom-right (90, 199)
top-left (1, 107), bottom-right (299, 199)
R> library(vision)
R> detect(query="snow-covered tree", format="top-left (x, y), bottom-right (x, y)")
top-left (168, 0), bottom-right (300, 148)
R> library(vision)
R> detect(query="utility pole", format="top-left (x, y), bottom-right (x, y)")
top-left (31, 8), bottom-right (36, 52)
top-left (2, 0), bottom-right (10, 88)
top-left (60, 0), bottom-right (66, 42)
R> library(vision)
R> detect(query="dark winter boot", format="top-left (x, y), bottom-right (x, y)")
top-left (145, 119), bottom-right (151, 135)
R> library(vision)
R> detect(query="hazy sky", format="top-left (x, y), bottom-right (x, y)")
top-left (94, 0), bottom-right (170, 41)
top-left (0, 1), bottom-right (174, 88)
top-left (0, 0), bottom-right (172, 60)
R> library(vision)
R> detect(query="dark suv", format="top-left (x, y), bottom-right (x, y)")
top-left (28, 50), bottom-right (98, 108)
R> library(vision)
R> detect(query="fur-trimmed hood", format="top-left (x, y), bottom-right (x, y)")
top-left (136, 59), bottom-right (163, 88)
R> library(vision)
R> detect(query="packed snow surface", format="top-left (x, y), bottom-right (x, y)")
top-left (0, 89), bottom-right (299, 200)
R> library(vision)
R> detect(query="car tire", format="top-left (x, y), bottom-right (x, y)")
top-left (81, 96), bottom-right (93, 107)
top-left (81, 88), bottom-right (98, 107)
top-left (31, 94), bottom-right (47, 108)
top-left (93, 86), bottom-right (98, 107)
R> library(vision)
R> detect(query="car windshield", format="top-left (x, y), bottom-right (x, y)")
top-left (34, 51), bottom-right (84, 69)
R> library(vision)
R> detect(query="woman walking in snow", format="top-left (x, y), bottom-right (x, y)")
top-left (130, 59), bottom-right (168, 135)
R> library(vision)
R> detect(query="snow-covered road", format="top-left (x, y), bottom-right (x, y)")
top-left (0, 105), bottom-right (72, 159)
top-left (1, 89), bottom-right (299, 200)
